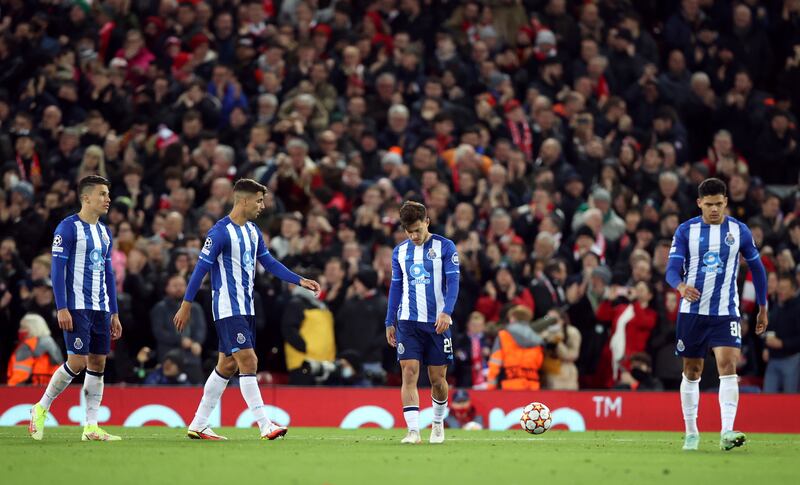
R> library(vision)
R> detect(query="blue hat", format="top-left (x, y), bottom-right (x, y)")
top-left (453, 389), bottom-right (470, 403)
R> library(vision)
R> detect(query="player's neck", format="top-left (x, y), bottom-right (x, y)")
top-left (77, 209), bottom-right (100, 225)
top-left (412, 232), bottom-right (432, 246)
top-left (228, 208), bottom-right (248, 226)
top-left (702, 215), bottom-right (726, 225)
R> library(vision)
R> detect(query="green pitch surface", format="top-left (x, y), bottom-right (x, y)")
top-left (1, 427), bottom-right (798, 485)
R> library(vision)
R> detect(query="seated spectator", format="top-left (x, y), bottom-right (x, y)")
top-left (143, 349), bottom-right (191, 386)
top-left (444, 389), bottom-right (485, 430)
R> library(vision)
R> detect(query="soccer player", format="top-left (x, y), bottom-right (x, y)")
top-left (29, 175), bottom-right (123, 441)
top-left (173, 178), bottom-right (321, 440)
top-left (666, 178), bottom-right (768, 451)
top-left (385, 201), bottom-right (460, 444)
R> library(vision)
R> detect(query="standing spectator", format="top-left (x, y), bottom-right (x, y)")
top-left (541, 307), bottom-right (581, 390)
top-left (487, 305), bottom-right (544, 390)
top-left (334, 269), bottom-right (387, 385)
top-left (764, 274), bottom-right (800, 393)
top-left (281, 277), bottom-right (335, 385)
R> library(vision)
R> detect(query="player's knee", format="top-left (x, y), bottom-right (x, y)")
top-left (219, 361), bottom-right (237, 377)
top-left (717, 360), bottom-right (737, 376)
top-left (87, 355), bottom-right (106, 372)
top-left (683, 362), bottom-right (703, 380)
top-left (236, 354), bottom-right (258, 374)
top-left (401, 364), bottom-right (419, 382)
top-left (67, 356), bottom-right (88, 373)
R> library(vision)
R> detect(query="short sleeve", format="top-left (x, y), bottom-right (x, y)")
top-left (391, 247), bottom-right (402, 282)
top-left (199, 227), bottom-right (225, 264)
top-left (669, 225), bottom-right (688, 260)
top-left (443, 240), bottom-right (460, 275)
top-left (51, 222), bottom-right (74, 260)
top-left (739, 224), bottom-right (760, 261)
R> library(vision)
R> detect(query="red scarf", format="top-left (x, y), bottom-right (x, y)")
top-left (507, 119), bottom-right (533, 161)
top-left (16, 151), bottom-right (41, 181)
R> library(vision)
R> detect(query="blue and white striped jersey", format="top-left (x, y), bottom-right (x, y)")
top-left (200, 216), bottom-right (266, 321)
top-left (51, 214), bottom-right (113, 312)
top-left (391, 235), bottom-right (460, 323)
top-left (669, 216), bottom-right (760, 316)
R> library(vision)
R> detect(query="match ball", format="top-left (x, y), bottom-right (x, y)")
top-left (519, 402), bottom-right (552, 435)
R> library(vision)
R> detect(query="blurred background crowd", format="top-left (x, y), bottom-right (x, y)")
top-left (1, 0), bottom-right (799, 392)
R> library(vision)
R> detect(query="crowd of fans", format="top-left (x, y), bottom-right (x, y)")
top-left (1, 0), bottom-right (800, 392)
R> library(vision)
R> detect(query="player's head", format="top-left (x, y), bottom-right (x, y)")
top-left (233, 178), bottom-right (267, 220)
top-left (400, 200), bottom-right (429, 245)
top-left (77, 175), bottom-right (111, 216)
top-left (697, 177), bottom-right (727, 224)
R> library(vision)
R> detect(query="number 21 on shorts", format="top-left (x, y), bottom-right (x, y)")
top-left (730, 321), bottom-right (741, 338)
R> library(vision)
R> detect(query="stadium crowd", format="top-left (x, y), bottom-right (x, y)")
top-left (1, 0), bottom-right (800, 393)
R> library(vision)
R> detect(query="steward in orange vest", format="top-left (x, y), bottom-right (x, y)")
top-left (7, 314), bottom-right (64, 386)
top-left (487, 305), bottom-right (544, 390)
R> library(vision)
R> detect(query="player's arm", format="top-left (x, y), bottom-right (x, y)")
top-left (255, 230), bottom-right (320, 295)
top-left (385, 248), bottom-right (402, 347)
top-left (104, 230), bottom-right (122, 339)
top-left (51, 223), bottom-right (74, 331)
top-left (665, 225), bottom-right (701, 302)
top-left (175, 231), bottom-right (219, 331)
top-left (741, 226), bottom-right (769, 334)
top-left (436, 241), bottom-right (461, 334)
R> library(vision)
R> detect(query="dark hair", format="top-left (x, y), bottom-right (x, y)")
top-left (698, 177), bottom-right (727, 198)
top-left (778, 272), bottom-right (798, 287)
top-left (233, 178), bottom-right (267, 195)
top-left (78, 175), bottom-right (110, 197)
top-left (399, 201), bottom-right (427, 228)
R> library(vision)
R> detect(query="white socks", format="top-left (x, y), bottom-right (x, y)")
top-left (680, 373), bottom-right (700, 435)
top-left (719, 375), bottom-right (739, 435)
top-left (403, 406), bottom-right (419, 432)
top-left (190, 369), bottom-right (229, 430)
top-left (432, 397), bottom-right (447, 424)
top-left (239, 374), bottom-right (274, 435)
top-left (84, 369), bottom-right (104, 426)
top-left (39, 363), bottom-right (78, 410)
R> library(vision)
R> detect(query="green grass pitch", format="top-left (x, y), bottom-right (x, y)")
top-left (1, 427), bottom-right (797, 485)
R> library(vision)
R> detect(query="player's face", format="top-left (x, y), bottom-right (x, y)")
top-left (697, 194), bottom-right (727, 224)
top-left (404, 218), bottom-right (430, 245)
top-left (82, 184), bottom-right (111, 216)
top-left (246, 193), bottom-right (265, 219)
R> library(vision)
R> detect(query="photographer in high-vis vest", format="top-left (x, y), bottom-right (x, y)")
top-left (487, 305), bottom-right (545, 390)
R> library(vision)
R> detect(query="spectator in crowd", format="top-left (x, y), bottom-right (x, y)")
top-left (149, 274), bottom-right (206, 384)
top-left (334, 269), bottom-right (387, 385)
top-left (764, 274), bottom-right (800, 393)
top-left (541, 307), bottom-right (581, 390)
top-left (454, 311), bottom-right (492, 389)
top-left (142, 348), bottom-right (192, 386)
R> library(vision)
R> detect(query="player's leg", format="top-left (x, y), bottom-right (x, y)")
top-left (81, 312), bottom-right (120, 441)
top-left (427, 365), bottom-right (448, 444)
top-left (188, 352), bottom-right (237, 440)
top-left (229, 316), bottom-right (285, 440)
top-left (396, 320), bottom-right (423, 443)
top-left (425, 327), bottom-right (453, 444)
top-left (30, 311), bottom-right (90, 440)
top-left (713, 345), bottom-right (746, 450)
top-left (676, 313), bottom-right (706, 450)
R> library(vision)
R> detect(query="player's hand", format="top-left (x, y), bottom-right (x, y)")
top-left (435, 313), bottom-right (452, 335)
top-left (756, 306), bottom-right (769, 336)
top-left (386, 326), bottom-right (397, 347)
top-left (110, 314), bottom-right (123, 340)
top-left (173, 301), bottom-right (192, 332)
top-left (57, 309), bottom-right (73, 332)
top-left (678, 283), bottom-right (701, 303)
top-left (300, 278), bottom-right (322, 297)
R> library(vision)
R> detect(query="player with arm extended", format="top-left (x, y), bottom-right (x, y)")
top-left (665, 178), bottom-right (768, 452)
top-left (385, 201), bottom-right (460, 444)
top-left (30, 175), bottom-right (123, 442)
top-left (173, 179), bottom-right (321, 440)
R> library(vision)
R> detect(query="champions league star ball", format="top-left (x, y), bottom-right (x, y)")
top-left (519, 402), bottom-right (552, 435)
